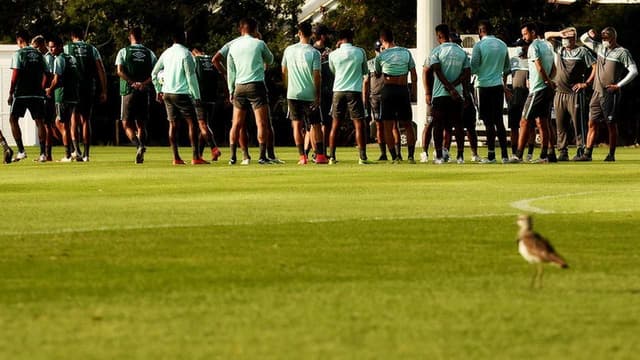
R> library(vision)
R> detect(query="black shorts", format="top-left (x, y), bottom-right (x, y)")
top-left (319, 92), bottom-right (333, 126)
top-left (287, 99), bottom-right (321, 126)
top-left (233, 82), bottom-right (269, 110)
top-left (55, 103), bottom-right (77, 123)
top-left (432, 96), bottom-right (463, 129)
top-left (331, 91), bottom-right (365, 121)
top-left (478, 86), bottom-right (504, 126)
top-left (163, 93), bottom-right (197, 122)
top-left (522, 87), bottom-right (554, 123)
top-left (11, 97), bottom-right (45, 119)
top-left (195, 102), bottom-right (216, 122)
top-left (380, 84), bottom-right (412, 122)
top-left (44, 98), bottom-right (55, 124)
top-left (590, 91), bottom-right (621, 124)
top-left (121, 91), bottom-right (150, 123)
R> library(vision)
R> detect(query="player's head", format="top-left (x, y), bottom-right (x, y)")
top-left (15, 30), bottom-right (30, 46)
top-left (561, 27), bottom-right (577, 48)
top-left (70, 27), bottom-right (84, 40)
top-left (478, 20), bottom-right (492, 37)
top-left (313, 24), bottom-right (330, 44)
top-left (298, 21), bottom-right (313, 39)
top-left (435, 24), bottom-right (450, 44)
top-left (450, 32), bottom-right (462, 46)
top-left (520, 23), bottom-right (537, 43)
top-left (379, 29), bottom-right (394, 45)
top-left (601, 27), bottom-right (617, 47)
top-left (172, 28), bottom-right (186, 44)
top-left (49, 37), bottom-right (63, 56)
top-left (129, 27), bottom-right (143, 43)
top-left (337, 29), bottom-right (354, 46)
top-left (31, 35), bottom-right (47, 51)
top-left (239, 17), bottom-right (258, 36)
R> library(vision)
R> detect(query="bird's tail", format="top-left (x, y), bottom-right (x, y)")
top-left (549, 253), bottom-right (569, 268)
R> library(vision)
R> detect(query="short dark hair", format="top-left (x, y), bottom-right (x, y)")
top-left (379, 29), bottom-right (394, 43)
top-left (31, 35), bottom-right (46, 47)
top-left (172, 28), bottom-right (186, 44)
top-left (478, 20), bottom-right (492, 34)
top-left (298, 22), bottom-right (313, 38)
top-left (337, 29), bottom-right (354, 42)
top-left (16, 30), bottom-right (30, 42)
top-left (313, 24), bottom-right (329, 37)
top-left (435, 24), bottom-right (450, 38)
top-left (239, 17), bottom-right (258, 34)
top-left (521, 22), bottom-right (538, 35)
top-left (70, 27), bottom-right (84, 39)
top-left (129, 27), bottom-right (142, 41)
top-left (51, 36), bottom-right (63, 47)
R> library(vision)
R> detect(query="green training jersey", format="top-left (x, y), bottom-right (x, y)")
top-left (426, 42), bottom-right (470, 98)
top-left (328, 43), bottom-right (368, 92)
top-left (527, 39), bottom-right (555, 93)
top-left (10, 46), bottom-right (47, 98)
top-left (374, 46), bottom-right (415, 76)
top-left (52, 53), bottom-right (80, 104)
top-left (470, 35), bottom-right (510, 88)
top-left (64, 40), bottom-right (101, 88)
top-left (115, 44), bottom-right (157, 95)
top-left (282, 43), bottom-right (321, 101)
top-left (194, 54), bottom-right (219, 103)
top-left (226, 35), bottom-right (274, 93)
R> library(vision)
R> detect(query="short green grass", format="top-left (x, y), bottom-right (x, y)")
top-left (1, 145), bottom-right (639, 359)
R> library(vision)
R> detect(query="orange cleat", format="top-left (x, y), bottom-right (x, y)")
top-left (315, 154), bottom-right (329, 164)
top-left (172, 159), bottom-right (186, 165)
top-left (211, 147), bottom-right (222, 161)
top-left (192, 158), bottom-right (210, 165)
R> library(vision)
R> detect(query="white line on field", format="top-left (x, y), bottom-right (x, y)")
top-left (509, 190), bottom-right (640, 214)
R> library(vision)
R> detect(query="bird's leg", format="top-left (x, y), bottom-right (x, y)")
top-left (530, 265), bottom-right (537, 289)
top-left (537, 263), bottom-right (544, 289)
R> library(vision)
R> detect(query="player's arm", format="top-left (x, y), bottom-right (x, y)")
top-left (431, 63), bottom-right (461, 101)
top-left (8, 68), bottom-right (19, 105)
top-left (409, 67), bottom-right (418, 100)
top-left (183, 56), bottom-right (201, 103)
top-left (544, 31), bottom-right (563, 40)
top-left (313, 69), bottom-right (321, 107)
top-left (580, 29), bottom-right (598, 52)
top-left (422, 65), bottom-right (433, 105)
top-left (150, 55), bottom-right (164, 102)
top-left (95, 57), bottom-right (108, 103)
top-left (534, 58), bottom-right (556, 90)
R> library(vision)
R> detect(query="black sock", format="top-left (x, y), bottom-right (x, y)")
top-left (527, 144), bottom-right (534, 155)
top-left (540, 146), bottom-right (548, 159)
top-left (242, 147), bottom-right (250, 159)
top-left (487, 150), bottom-right (496, 161)
top-left (0, 135), bottom-right (10, 151)
top-left (395, 144), bottom-right (402, 158)
top-left (39, 142), bottom-right (46, 156)
top-left (408, 145), bottom-right (415, 159)
top-left (378, 143), bottom-right (386, 156)
top-left (267, 145), bottom-right (276, 159)
top-left (389, 148), bottom-right (398, 160)
top-left (65, 144), bottom-right (72, 157)
top-left (501, 146), bottom-right (509, 160)
top-left (516, 149), bottom-right (524, 159)
top-left (609, 147), bottom-right (616, 156)
top-left (457, 150), bottom-right (463, 159)
top-left (296, 144), bottom-right (304, 156)
top-left (315, 142), bottom-right (324, 156)
top-left (330, 147), bottom-right (336, 159)
top-left (172, 145), bottom-right (180, 159)
top-left (16, 139), bottom-right (24, 153)
top-left (131, 136), bottom-right (140, 147)
top-left (259, 143), bottom-right (267, 160)
top-left (359, 148), bottom-right (367, 161)
top-left (585, 147), bottom-right (593, 157)
top-left (46, 145), bottom-right (52, 158)
top-left (230, 143), bottom-right (237, 160)
top-left (83, 143), bottom-right (90, 158)
top-left (73, 140), bottom-right (81, 155)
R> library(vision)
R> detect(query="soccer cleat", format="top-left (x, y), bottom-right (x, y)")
top-left (228, 158), bottom-right (236, 165)
top-left (391, 158), bottom-right (400, 164)
top-left (456, 157), bottom-right (464, 164)
top-left (604, 154), bottom-right (615, 162)
top-left (378, 154), bottom-right (388, 161)
top-left (480, 158), bottom-right (496, 164)
top-left (268, 158), bottom-right (285, 164)
top-left (471, 155), bottom-right (482, 162)
top-left (525, 153), bottom-right (533, 162)
top-left (557, 152), bottom-right (569, 162)
top-left (71, 151), bottom-right (82, 162)
top-left (59, 156), bottom-right (73, 163)
top-left (407, 157), bottom-right (416, 164)
top-left (358, 158), bottom-right (375, 165)
top-left (328, 158), bottom-right (338, 165)
top-left (241, 158), bottom-right (251, 165)
top-left (82, 156), bottom-right (89, 162)
top-left (547, 153), bottom-right (558, 163)
top-left (507, 156), bottom-right (523, 164)
top-left (501, 157), bottom-right (510, 164)
top-left (172, 159), bottom-right (186, 165)
top-left (211, 148), bottom-right (222, 161)
top-left (46, 155), bottom-right (53, 162)
top-left (420, 151), bottom-right (428, 163)
top-left (298, 155), bottom-right (308, 165)
top-left (315, 154), bottom-right (329, 164)
top-left (191, 158), bottom-right (210, 165)
top-left (135, 146), bottom-right (146, 164)
top-left (14, 151), bottom-right (27, 162)
top-left (258, 158), bottom-right (272, 165)
top-left (442, 148), bottom-right (450, 163)
top-left (530, 157), bottom-right (549, 164)
top-left (433, 157), bottom-right (444, 165)
top-left (37, 154), bottom-right (47, 162)
top-left (3, 148), bottom-right (13, 164)
top-left (573, 154), bottom-right (592, 162)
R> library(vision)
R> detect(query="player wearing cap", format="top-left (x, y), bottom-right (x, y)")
top-left (576, 27), bottom-right (637, 162)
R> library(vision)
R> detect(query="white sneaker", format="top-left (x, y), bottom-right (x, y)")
top-left (480, 158), bottom-right (496, 164)
top-left (37, 154), bottom-right (47, 162)
top-left (15, 151), bottom-right (27, 161)
top-left (420, 151), bottom-right (428, 163)
top-left (502, 157), bottom-right (510, 164)
top-left (82, 156), bottom-right (89, 162)
top-left (526, 154), bottom-right (533, 162)
top-left (59, 156), bottom-right (72, 163)
top-left (241, 158), bottom-right (250, 165)
top-left (433, 157), bottom-right (444, 165)
top-left (456, 157), bottom-right (464, 164)
top-left (471, 155), bottom-right (482, 162)
top-left (443, 148), bottom-right (450, 163)
top-left (268, 158), bottom-right (285, 164)
top-left (71, 151), bottom-right (83, 161)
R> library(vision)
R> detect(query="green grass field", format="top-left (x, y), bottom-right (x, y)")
top-left (1, 145), bottom-right (640, 359)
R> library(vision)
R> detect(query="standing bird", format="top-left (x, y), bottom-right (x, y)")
top-left (517, 214), bottom-right (568, 288)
